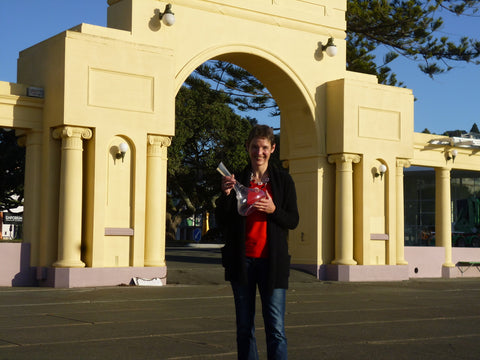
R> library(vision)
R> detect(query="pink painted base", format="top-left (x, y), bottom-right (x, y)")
top-left (38, 266), bottom-right (167, 288)
top-left (0, 241), bottom-right (167, 288)
top-left (0, 242), bottom-right (35, 286)
top-left (325, 264), bottom-right (409, 282)
top-left (405, 246), bottom-right (446, 278)
top-left (405, 246), bottom-right (480, 278)
top-left (294, 246), bottom-right (480, 281)
top-left (292, 263), bottom-right (409, 281)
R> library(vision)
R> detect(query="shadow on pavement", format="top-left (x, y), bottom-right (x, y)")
top-left (165, 246), bottom-right (318, 285)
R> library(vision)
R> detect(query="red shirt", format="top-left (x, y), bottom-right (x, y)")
top-left (245, 181), bottom-right (272, 258)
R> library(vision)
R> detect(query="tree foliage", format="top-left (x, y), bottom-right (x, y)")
top-left (443, 129), bottom-right (467, 137)
top-left (347, 0), bottom-right (480, 84)
top-left (168, 77), bottom-right (254, 221)
top-left (195, 62), bottom-right (279, 116)
top-left (0, 129), bottom-right (25, 212)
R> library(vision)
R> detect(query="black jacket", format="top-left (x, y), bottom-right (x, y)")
top-left (215, 164), bottom-right (299, 293)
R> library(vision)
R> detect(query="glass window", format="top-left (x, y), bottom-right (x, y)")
top-left (404, 167), bottom-right (435, 246)
top-left (404, 167), bottom-right (480, 247)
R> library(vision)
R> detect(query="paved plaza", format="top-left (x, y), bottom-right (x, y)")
top-left (0, 246), bottom-right (479, 359)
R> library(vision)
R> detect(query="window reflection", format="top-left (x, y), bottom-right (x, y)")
top-left (404, 167), bottom-right (480, 247)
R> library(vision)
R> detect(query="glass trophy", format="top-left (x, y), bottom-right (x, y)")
top-left (217, 162), bottom-right (266, 216)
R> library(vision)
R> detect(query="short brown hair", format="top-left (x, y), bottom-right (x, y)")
top-left (246, 125), bottom-right (275, 147)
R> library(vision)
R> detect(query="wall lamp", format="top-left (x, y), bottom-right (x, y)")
top-left (446, 149), bottom-right (458, 163)
top-left (159, 3), bottom-right (175, 26)
top-left (322, 37), bottom-right (338, 57)
top-left (116, 142), bottom-right (129, 163)
top-left (375, 164), bottom-right (387, 180)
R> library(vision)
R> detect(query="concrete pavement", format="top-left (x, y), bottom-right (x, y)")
top-left (0, 246), bottom-right (480, 359)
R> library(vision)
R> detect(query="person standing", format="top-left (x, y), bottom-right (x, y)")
top-left (216, 125), bottom-right (299, 360)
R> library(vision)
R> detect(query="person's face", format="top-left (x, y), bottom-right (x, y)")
top-left (247, 137), bottom-right (275, 169)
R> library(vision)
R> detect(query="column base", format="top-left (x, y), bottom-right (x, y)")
top-left (442, 265), bottom-right (457, 279)
top-left (396, 259), bottom-right (409, 265)
top-left (52, 259), bottom-right (86, 268)
top-left (332, 258), bottom-right (357, 265)
top-left (144, 260), bottom-right (166, 267)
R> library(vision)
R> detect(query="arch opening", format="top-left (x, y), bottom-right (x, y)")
top-left (168, 50), bottom-right (322, 283)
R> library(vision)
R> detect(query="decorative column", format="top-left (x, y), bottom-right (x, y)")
top-left (52, 126), bottom-right (92, 268)
top-left (435, 167), bottom-right (454, 267)
top-left (144, 135), bottom-right (171, 267)
top-left (395, 159), bottom-right (411, 265)
top-left (328, 153), bottom-right (361, 265)
top-left (18, 130), bottom-right (43, 266)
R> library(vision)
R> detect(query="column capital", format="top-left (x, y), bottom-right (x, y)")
top-left (17, 135), bottom-right (26, 147)
top-left (147, 135), bottom-right (172, 147)
top-left (396, 158), bottom-right (411, 169)
top-left (328, 153), bottom-right (361, 165)
top-left (437, 166), bottom-right (451, 172)
top-left (147, 135), bottom-right (172, 158)
top-left (396, 159), bottom-right (411, 176)
top-left (436, 167), bottom-right (451, 178)
top-left (52, 126), bottom-right (92, 141)
top-left (17, 129), bottom-right (43, 148)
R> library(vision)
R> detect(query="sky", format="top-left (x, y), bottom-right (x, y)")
top-left (0, 1), bottom-right (479, 135)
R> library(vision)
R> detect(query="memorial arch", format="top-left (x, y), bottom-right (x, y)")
top-left (0, 0), bottom-right (478, 287)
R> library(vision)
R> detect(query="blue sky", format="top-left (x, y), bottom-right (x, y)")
top-left (0, 1), bottom-right (479, 135)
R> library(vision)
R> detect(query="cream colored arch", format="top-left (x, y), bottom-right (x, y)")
top-left (175, 44), bottom-right (314, 106)
top-left (174, 44), bottom-right (321, 157)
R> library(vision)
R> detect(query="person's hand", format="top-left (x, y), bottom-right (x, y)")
top-left (254, 190), bottom-right (276, 214)
top-left (221, 175), bottom-right (236, 196)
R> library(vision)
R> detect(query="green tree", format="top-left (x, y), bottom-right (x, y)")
top-left (167, 77), bottom-right (254, 241)
top-left (195, 62), bottom-right (279, 116)
top-left (0, 129), bottom-right (25, 212)
top-left (470, 123), bottom-right (480, 133)
top-left (347, 0), bottom-right (480, 84)
top-left (443, 129), bottom-right (467, 137)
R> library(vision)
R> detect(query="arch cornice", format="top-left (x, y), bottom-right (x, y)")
top-left (172, 0), bottom-right (346, 37)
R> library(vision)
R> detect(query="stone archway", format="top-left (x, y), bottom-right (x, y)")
top-left (107, 0), bottom-right (344, 284)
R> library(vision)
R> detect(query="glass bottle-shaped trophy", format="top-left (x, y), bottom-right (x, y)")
top-left (217, 162), bottom-right (266, 216)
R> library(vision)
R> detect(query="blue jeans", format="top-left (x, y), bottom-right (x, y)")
top-left (231, 257), bottom-right (287, 360)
